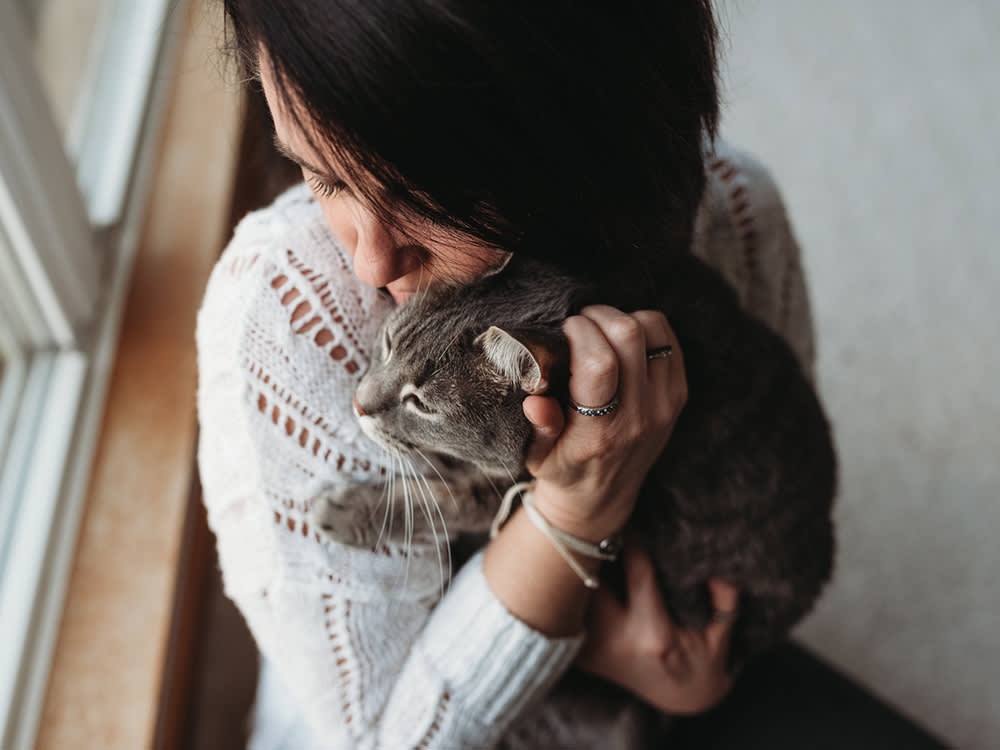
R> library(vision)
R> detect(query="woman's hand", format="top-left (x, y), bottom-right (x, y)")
top-left (523, 305), bottom-right (687, 539)
top-left (577, 542), bottom-right (740, 714)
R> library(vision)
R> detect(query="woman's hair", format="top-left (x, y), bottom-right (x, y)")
top-left (223, 0), bottom-right (720, 301)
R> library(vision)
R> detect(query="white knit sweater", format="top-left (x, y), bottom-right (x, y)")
top-left (196, 143), bottom-right (815, 750)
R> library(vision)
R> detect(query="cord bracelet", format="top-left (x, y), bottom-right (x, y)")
top-left (491, 481), bottom-right (623, 589)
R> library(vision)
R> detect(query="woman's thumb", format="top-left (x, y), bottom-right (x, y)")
top-left (523, 394), bottom-right (564, 470)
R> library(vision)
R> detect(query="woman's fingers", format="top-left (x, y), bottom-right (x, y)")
top-left (575, 582), bottom-right (628, 678)
top-left (562, 313), bottom-right (620, 412)
top-left (568, 306), bottom-right (683, 425)
top-left (575, 307), bottom-right (662, 407)
top-left (620, 542), bottom-right (676, 657)
top-left (704, 578), bottom-right (740, 660)
top-left (577, 305), bottom-right (649, 382)
top-left (529, 305), bottom-right (686, 534)
top-left (578, 562), bottom-right (740, 714)
top-left (577, 542), bottom-right (674, 679)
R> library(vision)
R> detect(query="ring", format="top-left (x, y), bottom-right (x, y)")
top-left (646, 345), bottom-right (673, 361)
top-left (710, 609), bottom-right (738, 625)
top-left (571, 393), bottom-right (621, 417)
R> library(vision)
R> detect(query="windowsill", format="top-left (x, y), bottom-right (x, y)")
top-left (33, 4), bottom-right (243, 749)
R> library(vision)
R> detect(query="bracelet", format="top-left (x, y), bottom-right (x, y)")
top-left (490, 481), bottom-right (623, 589)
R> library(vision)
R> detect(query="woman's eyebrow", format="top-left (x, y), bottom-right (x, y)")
top-left (272, 135), bottom-right (342, 181)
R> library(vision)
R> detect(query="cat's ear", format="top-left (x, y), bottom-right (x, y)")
top-left (476, 326), bottom-right (548, 394)
top-left (480, 251), bottom-right (513, 278)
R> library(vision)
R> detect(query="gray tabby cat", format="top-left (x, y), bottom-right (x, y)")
top-left (312, 252), bottom-right (836, 664)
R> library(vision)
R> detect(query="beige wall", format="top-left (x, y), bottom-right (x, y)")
top-left (718, 2), bottom-right (999, 747)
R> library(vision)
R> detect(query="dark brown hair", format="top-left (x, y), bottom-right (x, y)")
top-left (223, 0), bottom-right (720, 306)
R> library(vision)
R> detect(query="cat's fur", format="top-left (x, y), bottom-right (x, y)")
top-left (312, 253), bottom-right (836, 664)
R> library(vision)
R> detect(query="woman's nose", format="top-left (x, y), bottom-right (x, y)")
top-left (352, 211), bottom-right (422, 288)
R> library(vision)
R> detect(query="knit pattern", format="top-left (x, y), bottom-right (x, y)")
top-left (196, 142), bottom-right (815, 749)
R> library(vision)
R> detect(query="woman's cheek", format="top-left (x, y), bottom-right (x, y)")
top-left (319, 200), bottom-right (359, 256)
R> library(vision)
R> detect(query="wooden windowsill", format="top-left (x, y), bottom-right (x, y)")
top-left (34, 4), bottom-right (243, 748)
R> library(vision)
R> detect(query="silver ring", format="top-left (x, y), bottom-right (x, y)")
top-left (710, 609), bottom-right (738, 625)
top-left (646, 345), bottom-right (673, 361)
top-left (571, 393), bottom-right (621, 417)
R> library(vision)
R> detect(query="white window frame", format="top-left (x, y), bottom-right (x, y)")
top-left (0, 1), bottom-right (186, 747)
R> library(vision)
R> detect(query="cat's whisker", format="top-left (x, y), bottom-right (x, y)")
top-left (416, 261), bottom-right (432, 295)
top-left (408, 466), bottom-right (448, 597)
top-left (374, 453), bottom-right (397, 551)
top-left (502, 465), bottom-right (521, 495)
top-left (386, 469), bottom-right (411, 595)
top-left (477, 470), bottom-right (504, 506)
top-left (403, 463), bottom-right (430, 596)
top-left (415, 255), bottom-right (458, 291)
top-left (414, 469), bottom-right (452, 544)
top-left (439, 328), bottom-right (466, 364)
top-left (414, 449), bottom-right (460, 511)
top-left (409, 462), bottom-right (436, 536)
top-left (397, 461), bottom-right (415, 591)
top-left (410, 466), bottom-right (453, 593)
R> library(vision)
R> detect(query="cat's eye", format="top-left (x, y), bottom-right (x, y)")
top-left (402, 392), bottom-right (432, 415)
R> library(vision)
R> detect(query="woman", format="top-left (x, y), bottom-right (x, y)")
top-left (196, 1), bottom-right (881, 748)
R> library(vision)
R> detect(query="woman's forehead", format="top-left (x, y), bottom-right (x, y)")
top-left (258, 51), bottom-right (332, 172)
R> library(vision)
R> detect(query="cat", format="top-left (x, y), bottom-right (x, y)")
top-left (311, 252), bottom-right (836, 665)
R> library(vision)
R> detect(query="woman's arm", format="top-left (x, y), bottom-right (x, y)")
top-left (489, 304), bottom-right (738, 714)
top-left (557, 144), bottom-right (820, 715)
top-left (484, 305), bottom-right (686, 636)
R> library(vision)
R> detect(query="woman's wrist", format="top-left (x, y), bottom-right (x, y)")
top-left (530, 479), bottom-right (635, 544)
top-left (483, 505), bottom-right (601, 637)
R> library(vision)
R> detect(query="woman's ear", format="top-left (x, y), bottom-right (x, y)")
top-left (475, 326), bottom-right (550, 394)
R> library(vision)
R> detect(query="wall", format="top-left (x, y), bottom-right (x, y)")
top-left (719, 2), bottom-right (999, 747)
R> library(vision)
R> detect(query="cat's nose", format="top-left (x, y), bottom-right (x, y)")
top-left (352, 395), bottom-right (368, 417)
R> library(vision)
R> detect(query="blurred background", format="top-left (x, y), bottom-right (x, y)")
top-left (718, 2), bottom-right (999, 747)
top-left (0, 1), bottom-right (997, 748)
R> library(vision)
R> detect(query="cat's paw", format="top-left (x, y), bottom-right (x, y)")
top-left (310, 484), bottom-right (381, 548)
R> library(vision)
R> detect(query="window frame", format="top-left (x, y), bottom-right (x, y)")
top-left (0, 0), bottom-right (187, 746)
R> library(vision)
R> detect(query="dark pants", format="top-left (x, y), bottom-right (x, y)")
top-left (667, 641), bottom-right (950, 749)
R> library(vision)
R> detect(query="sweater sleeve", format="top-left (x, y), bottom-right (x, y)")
top-left (196, 186), bottom-right (581, 750)
top-left (696, 142), bottom-right (817, 378)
